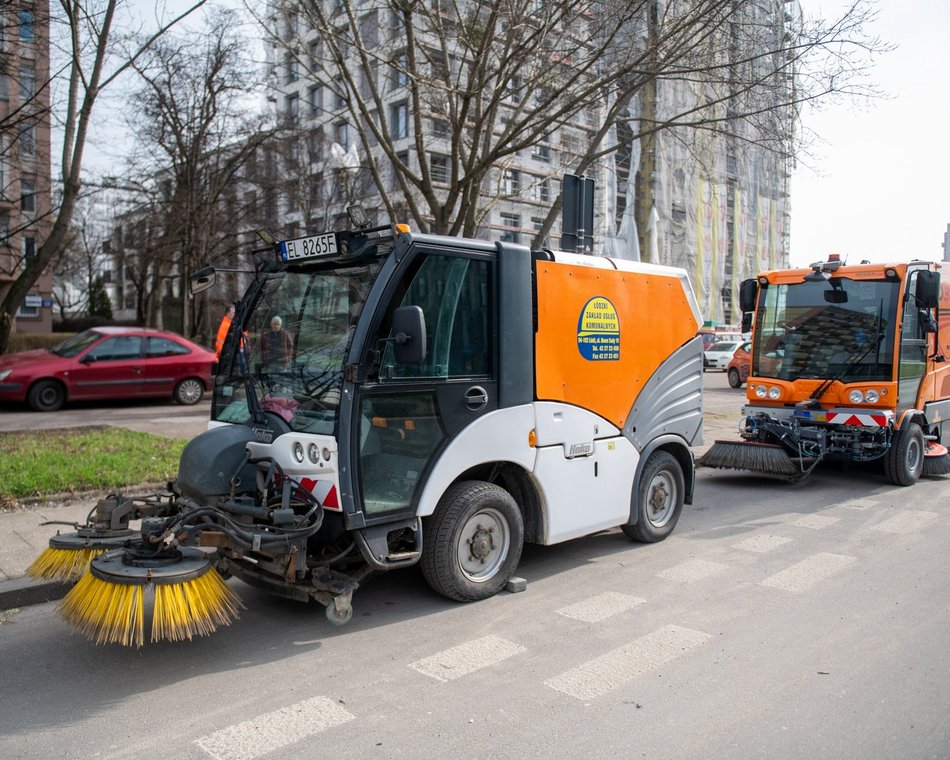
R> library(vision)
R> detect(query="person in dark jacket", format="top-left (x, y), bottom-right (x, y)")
top-left (260, 315), bottom-right (293, 369)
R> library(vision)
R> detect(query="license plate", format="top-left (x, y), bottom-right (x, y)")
top-left (279, 233), bottom-right (338, 261)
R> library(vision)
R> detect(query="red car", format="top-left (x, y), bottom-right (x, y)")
top-left (726, 340), bottom-right (752, 388)
top-left (0, 327), bottom-right (216, 411)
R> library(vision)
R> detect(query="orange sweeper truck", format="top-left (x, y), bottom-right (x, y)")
top-left (700, 254), bottom-right (950, 484)
top-left (29, 216), bottom-right (704, 646)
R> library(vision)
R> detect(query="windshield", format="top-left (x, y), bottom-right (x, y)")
top-left (752, 277), bottom-right (899, 382)
top-left (50, 330), bottom-right (102, 357)
top-left (212, 261), bottom-right (380, 435)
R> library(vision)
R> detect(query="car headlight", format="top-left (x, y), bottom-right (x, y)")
top-left (0, 369), bottom-right (11, 382)
top-left (767, 386), bottom-right (781, 400)
top-left (755, 385), bottom-right (767, 398)
top-left (849, 389), bottom-right (865, 404)
top-left (864, 389), bottom-right (880, 403)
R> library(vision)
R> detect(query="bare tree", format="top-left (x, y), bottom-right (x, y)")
top-left (260, 0), bottom-right (886, 245)
top-left (0, 0), bottom-right (207, 356)
top-left (122, 7), bottom-right (275, 341)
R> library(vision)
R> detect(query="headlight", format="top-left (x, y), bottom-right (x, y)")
top-left (865, 389), bottom-right (880, 403)
top-left (755, 385), bottom-right (767, 398)
top-left (308, 443), bottom-right (320, 463)
top-left (0, 369), bottom-right (10, 382)
top-left (293, 441), bottom-right (305, 463)
top-left (849, 389), bottom-right (865, 404)
top-left (767, 386), bottom-right (781, 400)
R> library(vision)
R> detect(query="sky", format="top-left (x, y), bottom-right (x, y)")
top-left (789, 0), bottom-right (950, 266)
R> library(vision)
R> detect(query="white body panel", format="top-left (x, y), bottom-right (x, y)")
top-left (417, 402), bottom-right (638, 545)
top-left (246, 433), bottom-right (342, 511)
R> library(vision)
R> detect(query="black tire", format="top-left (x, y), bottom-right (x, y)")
top-left (622, 450), bottom-right (685, 543)
top-left (27, 379), bottom-right (65, 412)
top-left (421, 481), bottom-right (524, 602)
top-left (727, 367), bottom-right (742, 388)
top-left (174, 377), bottom-right (205, 405)
top-left (885, 423), bottom-right (924, 487)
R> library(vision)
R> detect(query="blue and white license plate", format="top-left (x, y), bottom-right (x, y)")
top-left (279, 233), bottom-right (338, 261)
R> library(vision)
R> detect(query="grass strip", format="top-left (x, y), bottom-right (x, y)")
top-left (0, 427), bottom-right (186, 502)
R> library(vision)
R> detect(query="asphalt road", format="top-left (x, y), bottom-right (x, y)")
top-left (0, 372), bottom-right (947, 758)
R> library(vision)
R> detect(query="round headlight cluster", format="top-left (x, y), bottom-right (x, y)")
top-left (848, 389), bottom-right (881, 404)
top-left (308, 443), bottom-right (320, 463)
top-left (754, 384), bottom-right (782, 400)
top-left (293, 441), bottom-right (305, 463)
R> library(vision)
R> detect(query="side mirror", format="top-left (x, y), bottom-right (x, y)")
top-left (79, 354), bottom-right (96, 364)
top-left (190, 266), bottom-right (216, 295)
top-left (738, 279), bottom-right (758, 313)
top-left (915, 270), bottom-right (940, 310)
top-left (391, 305), bottom-right (427, 365)
top-left (741, 312), bottom-right (753, 334)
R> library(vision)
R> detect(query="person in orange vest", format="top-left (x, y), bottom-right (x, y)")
top-left (215, 304), bottom-right (236, 359)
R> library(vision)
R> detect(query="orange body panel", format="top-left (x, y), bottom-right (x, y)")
top-left (534, 258), bottom-right (700, 427)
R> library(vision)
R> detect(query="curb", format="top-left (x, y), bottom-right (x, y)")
top-left (0, 576), bottom-right (71, 611)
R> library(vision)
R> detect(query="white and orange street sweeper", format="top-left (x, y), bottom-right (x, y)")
top-left (700, 255), bottom-right (950, 484)
top-left (30, 214), bottom-right (704, 645)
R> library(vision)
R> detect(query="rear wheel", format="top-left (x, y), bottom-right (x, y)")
top-left (885, 423), bottom-right (924, 486)
top-left (727, 367), bottom-right (742, 388)
top-left (421, 481), bottom-right (524, 602)
top-left (622, 450), bottom-right (684, 543)
top-left (27, 379), bottom-right (65, 412)
top-left (174, 377), bottom-right (204, 405)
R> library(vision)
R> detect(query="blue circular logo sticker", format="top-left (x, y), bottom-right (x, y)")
top-left (577, 296), bottom-right (620, 360)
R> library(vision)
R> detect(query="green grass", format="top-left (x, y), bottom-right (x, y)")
top-left (0, 427), bottom-right (186, 503)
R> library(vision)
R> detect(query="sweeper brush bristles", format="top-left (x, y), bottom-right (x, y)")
top-left (923, 452), bottom-right (950, 477)
top-left (27, 547), bottom-right (106, 583)
top-left (151, 570), bottom-right (244, 643)
top-left (59, 572), bottom-right (145, 647)
top-left (698, 440), bottom-right (800, 477)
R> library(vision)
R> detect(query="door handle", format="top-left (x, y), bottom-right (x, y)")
top-left (464, 385), bottom-right (488, 411)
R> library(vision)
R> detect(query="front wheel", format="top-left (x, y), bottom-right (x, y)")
top-left (885, 423), bottom-right (924, 486)
top-left (27, 379), bottom-right (65, 412)
top-left (622, 450), bottom-right (685, 543)
top-left (421, 481), bottom-right (524, 602)
top-left (174, 377), bottom-right (205, 405)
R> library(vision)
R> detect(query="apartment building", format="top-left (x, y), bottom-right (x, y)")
top-left (0, 0), bottom-right (52, 333)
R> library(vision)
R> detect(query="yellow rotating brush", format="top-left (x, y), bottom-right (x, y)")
top-left (59, 545), bottom-right (243, 647)
top-left (27, 531), bottom-right (133, 583)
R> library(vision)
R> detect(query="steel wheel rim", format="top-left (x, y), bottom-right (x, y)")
top-left (38, 385), bottom-right (60, 407)
top-left (457, 507), bottom-right (510, 583)
top-left (646, 469), bottom-right (677, 528)
top-left (906, 436), bottom-right (923, 474)
top-left (178, 379), bottom-right (202, 404)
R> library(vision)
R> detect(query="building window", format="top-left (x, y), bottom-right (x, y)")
top-left (19, 9), bottom-right (34, 41)
top-left (529, 175), bottom-right (549, 203)
top-left (430, 154), bottom-right (449, 183)
top-left (307, 85), bottom-right (321, 117)
top-left (19, 124), bottom-right (35, 156)
top-left (284, 53), bottom-right (298, 85)
top-left (0, 75), bottom-right (8, 101)
top-left (308, 40), bottom-right (320, 72)
top-left (392, 150), bottom-right (408, 189)
top-left (286, 93), bottom-right (299, 122)
top-left (502, 168), bottom-right (520, 195)
top-left (390, 102), bottom-right (408, 139)
top-left (19, 64), bottom-right (34, 102)
top-left (21, 178), bottom-right (35, 213)
top-left (531, 141), bottom-right (551, 162)
top-left (16, 292), bottom-right (41, 319)
top-left (334, 121), bottom-right (349, 147)
top-left (500, 213), bottom-right (521, 243)
top-left (22, 236), bottom-right (35, 258)
top-left (431, 118), bottom-right (449, 139)
top-left (390, 51), bottom-right (408, 90)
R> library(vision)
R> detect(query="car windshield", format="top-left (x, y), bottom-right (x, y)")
top-left (752, 277), bottom-right (899, 382)
top-left (212, 260), bottom-right (380, 436)
top-left (709, 341), bottom-right (739, 352)
top-left (49, 330), bottom-right (102, 357)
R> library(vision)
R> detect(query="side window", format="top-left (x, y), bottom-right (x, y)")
top-left (146, 337), bottom-right (190, 358)
top-left (87, 336), bottom-right (143, 362)
top-left (380, 254), bottom-right (491, 379)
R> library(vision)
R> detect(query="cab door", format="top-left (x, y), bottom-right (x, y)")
top-left (355, 247), bottom-right (496, 521)
top-left (897, 270), bottom-right (928, 411)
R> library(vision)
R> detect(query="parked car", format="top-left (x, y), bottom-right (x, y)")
top-left (726, 341), bottom-right (752, 387)
top-left (703, 339), bottom-right (743, 372)
top-left (0, 327), bottom-right (216, 412)
top-left (700, 330), bottom-right (743, 352)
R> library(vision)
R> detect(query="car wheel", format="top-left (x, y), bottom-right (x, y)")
top-left (727, 367), bottom-right (742, 388)
top-left (421, 481), bottom-right (524, 602)
top-left (27, 380), bottom-right (66, 412)
top-left (622, 450), bottom-right (684, 543)
top-left (174, 377), bottom-right (204, 405)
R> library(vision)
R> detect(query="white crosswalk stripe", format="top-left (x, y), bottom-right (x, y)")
top-left (791, 514), bottom-right (840, 530)
top-left (732, 534), bottom-right (793, 553)
top-left (195, 696), bottom-right (355, 760)
top-left (409, 634), bottom-right (526, 682)
top-left (760, 552), bottom-right (856, 593)
top-left (556, 592), bottom-right (646, 623)
top-left (658, 558), bottom-right (728, 583)
top-left (872, 510), bottom-right (938, 535)
top-left (544, 624), bottom-right (711, 700)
